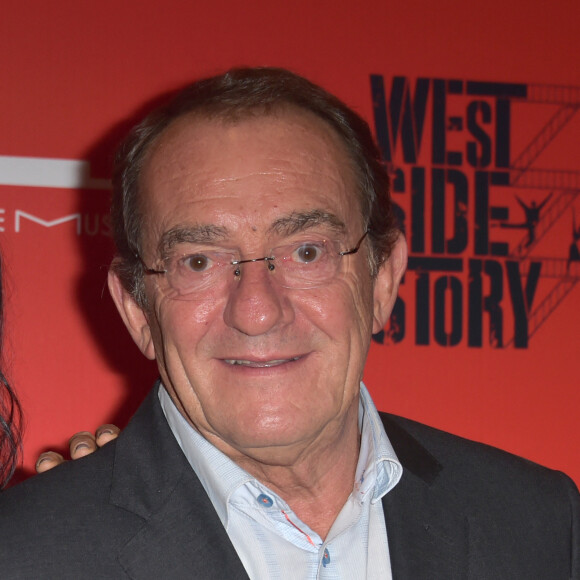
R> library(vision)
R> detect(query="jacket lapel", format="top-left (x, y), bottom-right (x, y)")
top-left (105, 390), bottom-right (470, 579)
top-left (381, 414), bottom-right (469, 580)
top-left (117, 471), bottom-right (250, 579)
top-left (109, 385), bottom-right (249, 579)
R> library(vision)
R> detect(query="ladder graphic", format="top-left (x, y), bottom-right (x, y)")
top-left (510, 84), bottom-right (579, 186)
top-left (504, 267), bottom-right (578, 347)
top-left (502, 83), bottom-right (579, 346)
top-left (510, 106), bottom-right (578, 187)
top-left (525, 84), bottom-right (580, 105)
top-left (518, 257), bottom-right (580, 278)
top-left (508, 169), bottom-right (580, 191)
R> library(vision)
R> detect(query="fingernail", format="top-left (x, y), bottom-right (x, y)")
top-left (98, 429), bottom-right (114, 436)
top-left (73, 442), bottom-right (90, 454)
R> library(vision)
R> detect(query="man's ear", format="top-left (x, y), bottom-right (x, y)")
top-left (372, 233), bottom-right (408, 334)
top-left (108, 269), bottom-right (156, 361)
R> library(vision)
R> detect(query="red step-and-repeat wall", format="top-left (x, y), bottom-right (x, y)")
top-left (1, 0), bottom-right (578, 483)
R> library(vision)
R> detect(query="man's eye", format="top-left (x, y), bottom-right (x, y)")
top-left (293, 244), bottom-right (324, 264)
top-left (182, 254), bottom-right (211, 272)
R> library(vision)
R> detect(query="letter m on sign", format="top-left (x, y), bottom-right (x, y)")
top-left (15, 211), bottom-right (82, 234)
top-left (370, 75), bottom-right (430, 164)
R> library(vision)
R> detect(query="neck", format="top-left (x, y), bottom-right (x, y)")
top-left (229, 401), bottom-right (361, 539)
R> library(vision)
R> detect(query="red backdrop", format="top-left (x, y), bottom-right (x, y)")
top-left (1, 0), bottom-right (578, 484)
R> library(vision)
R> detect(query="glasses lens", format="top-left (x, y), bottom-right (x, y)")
top-left (163, 250), bottom-right (234, 299)
top-left (273, 240), bottom-right (339, 288)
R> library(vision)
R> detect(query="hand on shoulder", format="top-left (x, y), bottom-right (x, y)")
top-left (35, 424), bottom-right (120, 473)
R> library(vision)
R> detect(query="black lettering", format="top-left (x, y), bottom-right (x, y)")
top-left (474, 171), bottom-right (489, 255)
top-left (431, 169), bottom-right (468, 255)
top-left (416, 272), bottom-right (430, 345)
top-left (434, 276), bottom-right (462, 346)
top-left (465, 81), bottom-right (525, 168)
top-left (466, 101), bottom-right (492, 168)
top-left (474, 171), bottom-right (510, 256)
top-left (432, 168), bottom-right (445, 253)
top-left (495, 99), bottom-right (512, 168)
top-left (387, 296), bottom-right (406, 343)
top-left (371, 75), bottom-right (430, 163)
top-left (468, 259), bottom-right (503, 347)
top-left (446, 170), bottom-right (468, 254)
top-left (506, 260), bottom-right (541, 348)
top-left (371, 75), bottom-right (392, 162)
top-left (411, 166), bottom-right (425, 253)
top-left (432, 79), bottom-right (446, 165)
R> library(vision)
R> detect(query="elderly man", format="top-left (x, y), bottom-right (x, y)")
top-left (0, 68), bottom-right (577, 579)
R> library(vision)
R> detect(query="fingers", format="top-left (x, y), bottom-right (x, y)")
top-left (35, 424), bottom-right (121, 475)
top-left (95, 424), bottom-right (120, 447)
top-left (68, 431), bottom-right (98, 460)
top-left (36, 451), bottom-right (65, 474)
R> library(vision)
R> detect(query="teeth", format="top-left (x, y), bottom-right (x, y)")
top-left (224, 357), bottom-right (299, 368)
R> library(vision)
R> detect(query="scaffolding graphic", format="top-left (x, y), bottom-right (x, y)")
top-left (371, 77), bottom-right (579, 347)
top-left (502, 83), bottom-right (580, 346)
top-left (504, 259), bottom-right (579, 347)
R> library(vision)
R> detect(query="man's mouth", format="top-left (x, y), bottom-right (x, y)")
top-left (223, 357), bottom-right (301, 368)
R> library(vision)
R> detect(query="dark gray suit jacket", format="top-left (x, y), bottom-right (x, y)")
top-left (0, 384), bottom-right (578, 579)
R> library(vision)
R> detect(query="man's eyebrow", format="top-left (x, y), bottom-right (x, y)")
top-left (268, 210), bottom-right (347, 237)
top-left (157, 224), bottom-right (229, 256)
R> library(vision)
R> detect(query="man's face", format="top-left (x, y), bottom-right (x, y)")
top-left (112, 109), bottom-right (402, 464)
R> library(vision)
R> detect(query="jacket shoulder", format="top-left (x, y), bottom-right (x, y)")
top-left (380, 412), bottom-right (580, 579)
top-left (380, 411), bottom-right (579, 509)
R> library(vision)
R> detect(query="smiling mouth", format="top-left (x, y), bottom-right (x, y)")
top-left (224, 357), bottom-right (301, 368)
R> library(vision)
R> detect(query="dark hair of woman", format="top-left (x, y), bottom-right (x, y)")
top-left (0, 255), bottom-right (22, 488)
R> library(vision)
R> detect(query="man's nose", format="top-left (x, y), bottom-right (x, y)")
top-left (222, 260), bottom-right (292, 335)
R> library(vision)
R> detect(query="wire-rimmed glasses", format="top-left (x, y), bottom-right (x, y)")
top-left (142, 230), bottom-right (369, 301)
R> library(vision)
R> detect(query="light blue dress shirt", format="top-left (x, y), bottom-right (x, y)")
top-left (159, 383), bottom-right (402, 579)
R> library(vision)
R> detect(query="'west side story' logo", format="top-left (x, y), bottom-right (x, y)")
top-left (1, 79), bottom-right (578, 350)
top-left (370, 76), bottom-right (579, 348)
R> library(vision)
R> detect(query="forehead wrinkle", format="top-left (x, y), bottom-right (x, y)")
top-left (268, 210), bottom-right (347, 238)
top-left (157, 224), bottom-right (229, 256)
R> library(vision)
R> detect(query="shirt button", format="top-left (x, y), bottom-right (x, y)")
top-left (322, 548), bottom-right (330, 567)
top-left (257, 493), bottom-right (273, 507)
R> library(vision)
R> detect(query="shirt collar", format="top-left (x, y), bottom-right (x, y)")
top-left (356, 383), bottom-right (403, 502)
top-left (159, 382), bottom-right (402, 524)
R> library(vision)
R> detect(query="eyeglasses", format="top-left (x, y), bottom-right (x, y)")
top-left (142, 230), bottom-right (368, 301)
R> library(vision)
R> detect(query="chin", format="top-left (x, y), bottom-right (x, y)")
top-left (226, 414), bottom-right (312, 450)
